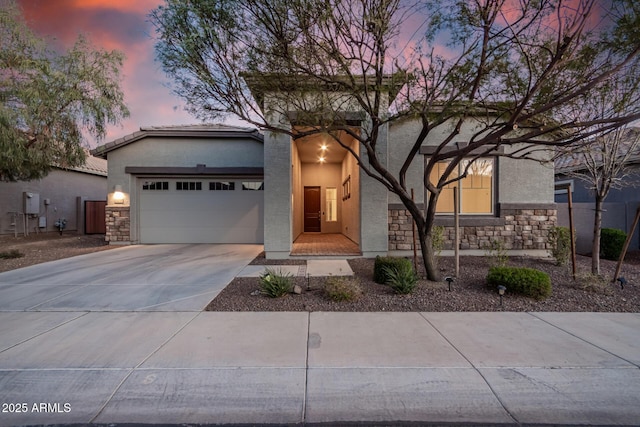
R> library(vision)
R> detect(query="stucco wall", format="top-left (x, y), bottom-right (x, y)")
top-left (499, 144), bottom-right (554, 204)
top-left (106, 136), bottom-right (264, 204)
top-left (388, 119), bottom-right (424, 205)
top-left (292, 141), bottom-right (303, 240)
top-left (0, 169), bottom-right (106, 235)
top-left (341, 138), bottom-right (360, 244)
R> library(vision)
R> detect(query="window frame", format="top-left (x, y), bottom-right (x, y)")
top-left (142, 181), bottom-right (169, 191)
top-left (209, 181), bottom-right (235, 191)
top-left (176, 181), bottom-right (202, 191)
top-left (242, 181), bottom-right (264, 191)
top-left (428, 157), bottom-right (495, 216)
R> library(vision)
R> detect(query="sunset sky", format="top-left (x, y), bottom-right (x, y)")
top-left (12, 0), bottom-right (618, 148)
top-left (15, 0), bottom-right (216, 147)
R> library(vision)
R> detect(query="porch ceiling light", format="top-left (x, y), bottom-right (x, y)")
top-left (113, 184), bottom-right (125, 204)
top-left (319, 156), bottom-right (326, 163)
top-left (320, 143), bottom-right (328, 151)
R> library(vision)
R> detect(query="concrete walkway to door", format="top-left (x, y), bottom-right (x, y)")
top-left (0, 244), bottom-right (262, 311)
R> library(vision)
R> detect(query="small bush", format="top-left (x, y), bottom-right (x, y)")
top-left (374, 256), bottom-right (413, 284)
top-left (431, 226), bottom-right (445, 257)
top-left (324, 276), bottom-right (363, 302)
top-left (483, 239), bottom-right (509, 267)
top-left (487, 266), bottom-right (552, 300)
top-left (600, 228), bottom-right (626, 261)
top-left (383, 262), bottom-right (418, 294)
top-left (259, 267), bottom-right (293, 298)
top-left (572, 273), bottom-right (614, 295)
top-left (548, 226), bottom-right (572, 266)
top-left (0, 249), bottom-right (23, 259)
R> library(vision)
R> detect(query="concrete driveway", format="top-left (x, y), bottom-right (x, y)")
top-left (0, 244), bottom-right (262, 311)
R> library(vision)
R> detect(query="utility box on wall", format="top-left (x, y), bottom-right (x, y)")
top-left (23, 192), bottom-right (40, 214)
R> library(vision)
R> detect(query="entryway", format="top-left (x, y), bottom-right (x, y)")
top-left (291, 233), bottom-right (361, 256)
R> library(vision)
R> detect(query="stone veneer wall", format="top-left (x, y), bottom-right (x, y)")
top-left (388, 206), bottom-right (557, 251)
top-left (105, 206), bottom-right (130, 243)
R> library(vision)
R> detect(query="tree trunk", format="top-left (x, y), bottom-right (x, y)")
top-left (592, 195), bottom-right (604, 275)
top-left (417, 226), bottom-right (440, 281)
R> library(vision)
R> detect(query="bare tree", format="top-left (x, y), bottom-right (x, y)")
top-left (152, 0), bottom-right (640, 280)
top-left (559, 124), bottom-right (640, 275)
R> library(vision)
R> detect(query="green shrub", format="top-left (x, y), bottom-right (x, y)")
top-left (483, 239), bottom-right (509, 267)
top-left (600, 228), bottom-right (626, 261)
top-left (374, 256), bottom-right (413, 284)
top-left (548, 226), bottom-right (572, 266)
top-left (383, 262), bottom-right (418, 294)
top-left (259, 267), bottom-right (293, 298)
top-left (0, 249), bottom-right (23, 259)
top-left (487, 266), bottom-right (552, 300)
top-left (324, 276), bottom-right (363, 302)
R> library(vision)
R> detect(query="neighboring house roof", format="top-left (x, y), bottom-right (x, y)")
top-left (66, 153), bottom-right (108, 177)
top-left (55, 149), bottom-right (108, 177)
top-left (555, 127), bottom-right (640, 174)
top-left (90, 124), bottom-right (264, 159)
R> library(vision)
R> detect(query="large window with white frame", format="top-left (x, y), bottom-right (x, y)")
top-left (429, 158), bottom-right (494, 214)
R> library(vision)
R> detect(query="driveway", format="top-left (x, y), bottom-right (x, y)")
top-left (0, 244), bottom-right (262, 311)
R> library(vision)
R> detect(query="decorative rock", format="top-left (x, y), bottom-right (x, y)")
top-left (250, 289), bottom-right (261, 296)
top-left (293, 285), bottom-right (302, 295)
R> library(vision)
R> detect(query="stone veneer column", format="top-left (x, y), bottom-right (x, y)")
top-left (105, 206), bottom-right (131, 244)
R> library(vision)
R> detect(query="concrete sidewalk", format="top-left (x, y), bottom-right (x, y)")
top-left (1, 311), bottom-right (639, 426)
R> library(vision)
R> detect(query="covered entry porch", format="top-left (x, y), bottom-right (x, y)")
top-left (290, 129), bottom-right (361, 255)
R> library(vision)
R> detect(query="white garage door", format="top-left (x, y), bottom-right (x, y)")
top-left (139, 178), bottom-right (264, 244)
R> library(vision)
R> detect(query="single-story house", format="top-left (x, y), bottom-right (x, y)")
top-left (0, 153), bottom-right (108, 236)
top-left (92, 82), bottom-right (556, 257)
top-left (555, 128), bottom-right (640, 253)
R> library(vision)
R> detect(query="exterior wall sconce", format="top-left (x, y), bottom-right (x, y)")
top-left (113, 184), bottom-right (125, 204)
top-left (497, 285), bottom-right (506, 306)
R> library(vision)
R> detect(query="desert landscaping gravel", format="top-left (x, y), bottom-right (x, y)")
top-left (208, 252), bottom-right (640, 312)
top-left (0, 233), bottom-right (113, 273)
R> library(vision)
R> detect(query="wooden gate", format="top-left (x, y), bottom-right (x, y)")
top-left (85, 200), bottom-right (106, 234)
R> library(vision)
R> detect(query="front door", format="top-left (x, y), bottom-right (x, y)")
top-left (304, 186), bottom-right (321, 232)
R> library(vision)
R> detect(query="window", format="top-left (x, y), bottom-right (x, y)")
top-left (210, 181), bottom-right (235, 191)
top-left (242, 181), bottom-right (264, 191)
top-left (326, 187), bottom-right (337, 221)
top-left (429, 158), bottom-right (493, 214)
top-left (176, 181), bottom-right (202, 191)
top-left (142, 181), bottom-right (168, 190)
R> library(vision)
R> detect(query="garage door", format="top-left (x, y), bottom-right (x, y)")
top-left (139, 178), bottom-right (264, 244)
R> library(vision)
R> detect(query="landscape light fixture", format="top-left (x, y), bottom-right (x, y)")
top-left (307, 273), bottom-right (310, 291)
top-left (445, 276), bottom-right (454, 292)
top-left (617, 277), bottom-right (627, 290)
top-left (497, 285), bottom-right (506, 306)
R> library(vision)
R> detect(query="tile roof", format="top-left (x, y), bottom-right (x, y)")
top-left (55, 149), bottom-right (108, 177)
top-left (91, 124), bottom-right (263, 159)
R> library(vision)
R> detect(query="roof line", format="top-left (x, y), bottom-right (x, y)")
top-left (91, 125), bottom-right (263, 159)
